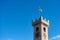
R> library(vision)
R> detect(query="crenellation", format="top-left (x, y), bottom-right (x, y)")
top-left (32, 19), bottom-right (35, 23)
top-left (47, 20), bottom-right (49, 26)
top-left (35, 18), bottom-right (39, 22)
top-left (48, 20), bottom-right (49, 23)
top-left (44, 18), bottom-right (46, 21)
top-left (39, 16), bottom-right (43, 21)
top-left (32, 16), bottom-right (49, 40)
top-left (32, 16), bottom-right (49, 26)
top-left (32, 19), bottom-right (35, 26)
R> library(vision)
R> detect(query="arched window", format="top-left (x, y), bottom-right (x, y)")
top-left (36, 27), bottom-right (39, 38)
top-left (43, 27), bottom-right (46, 32)
top-left (36, 27), bottom-right (39, 32)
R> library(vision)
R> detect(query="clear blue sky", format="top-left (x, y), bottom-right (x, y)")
top-left (0, 0), bottom-right (60, 40)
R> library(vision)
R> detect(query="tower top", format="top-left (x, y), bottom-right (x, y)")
top-left (32, 16), bottom-right (49, 27)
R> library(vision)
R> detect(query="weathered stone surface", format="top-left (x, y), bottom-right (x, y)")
top-left (32, 16), bottom-right (49, 40)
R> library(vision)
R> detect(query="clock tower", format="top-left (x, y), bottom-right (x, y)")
top-left (32, 16), bottom-right (49, 40)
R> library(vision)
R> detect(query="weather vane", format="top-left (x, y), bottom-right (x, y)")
top-left (38, 0), bottom-right (43, 13)
top-left (38, 6), bottom-right (42, 13)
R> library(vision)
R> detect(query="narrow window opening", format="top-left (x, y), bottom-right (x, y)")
top-left (36, 27), bottom-right (39, 32)
top-left (36, 27), bottom-right (39, 38)
top-left (43, 27), bottom-right (46, 32)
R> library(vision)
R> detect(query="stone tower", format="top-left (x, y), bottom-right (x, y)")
top-left (32, 16), bottom-right (49, 40)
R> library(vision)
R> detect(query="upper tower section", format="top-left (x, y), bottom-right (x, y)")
top-left (32, 16), bottom-right (49, 27)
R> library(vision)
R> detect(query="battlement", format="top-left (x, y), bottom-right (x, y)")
top-left (32, 16), bottom-right (49, 26)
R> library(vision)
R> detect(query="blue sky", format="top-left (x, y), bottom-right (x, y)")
top-left (0, 0), bottom-right (60, 40)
